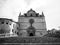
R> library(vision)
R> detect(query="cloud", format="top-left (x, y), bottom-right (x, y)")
top-left (0, 0), bottom-right (27, 21)
top-left (0, 0), bottom-right (7, 8)
top-left (24, 0), bottom-right (34, 5)
top-left (0, 0), bottom-right (60, 29)
top-left (26, 0), bottom-right (60, 29)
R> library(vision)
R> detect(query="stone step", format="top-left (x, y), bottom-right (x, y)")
top-left (0, 36), bottom-right (60, 43)
top-left (1, 43), bottom-right (57, 45)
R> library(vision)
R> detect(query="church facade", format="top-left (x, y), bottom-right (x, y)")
top-left (18, 9), bottom-right (47, 37)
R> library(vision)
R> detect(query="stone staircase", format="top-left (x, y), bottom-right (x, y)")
top-left (0, 36), bottom-right (60, 45)
top-left (0, 36), bottom-right (60, 43)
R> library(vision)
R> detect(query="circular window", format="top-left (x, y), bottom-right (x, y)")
top-left (29, 19), bottom-right (34, 24)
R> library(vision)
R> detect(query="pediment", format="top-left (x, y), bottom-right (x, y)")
top-left (24, 9), bottom-right (39, 17)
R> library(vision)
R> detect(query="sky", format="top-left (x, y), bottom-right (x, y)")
top-left (0, 0), bottom-right (60, 30)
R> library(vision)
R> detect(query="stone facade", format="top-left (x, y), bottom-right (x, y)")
top-left (0, 18), bottom-right (18, 37)
top-left (18, 9), bottom-right (47, 37)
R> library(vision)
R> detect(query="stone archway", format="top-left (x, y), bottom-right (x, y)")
top-left (27, 26), bottom-right (35, 36)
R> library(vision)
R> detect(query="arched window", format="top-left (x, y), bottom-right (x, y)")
top-left (30, 14), bottom-right (32, 16)
top-left (6, 22), bottom-right (8, 24)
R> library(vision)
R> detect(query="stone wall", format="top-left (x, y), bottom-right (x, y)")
top-left (18, 9), bottom-right (47, 37)
top-left (18, 17), bottom-right (45, 23)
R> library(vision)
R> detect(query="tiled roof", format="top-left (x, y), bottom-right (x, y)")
top-left (0, 18), bottom-right (13, 21)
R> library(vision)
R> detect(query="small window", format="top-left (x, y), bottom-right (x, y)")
top-left (10, 23), bottom-right (11, 25)
top-left (6, 22), bottom-right (8, 24)
top-left (12, 29), bottom-right (14, 32)
top-left (15, 31), bottom-right (16, 33)
top-left (1, 22), bottom-right (4, 24)
top-left (17, 32), bottom-right (19, 35)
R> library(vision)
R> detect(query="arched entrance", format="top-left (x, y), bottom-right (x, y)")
top-left (27, 26), bottom-right (35, 36)
top-left (29, 33), bottom-right (34, 36)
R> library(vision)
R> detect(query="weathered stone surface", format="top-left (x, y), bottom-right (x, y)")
top-left (18, 9), bottom-right (47, 37)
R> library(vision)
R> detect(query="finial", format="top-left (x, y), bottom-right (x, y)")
top-left (42, 12), bottom-right (44, 16)
top-left (30, 8), bottom-right (33, 10)
top-left (19, 12), bottom-right (21, 16)
top-left (42, 12), bottom-right (44, 15)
